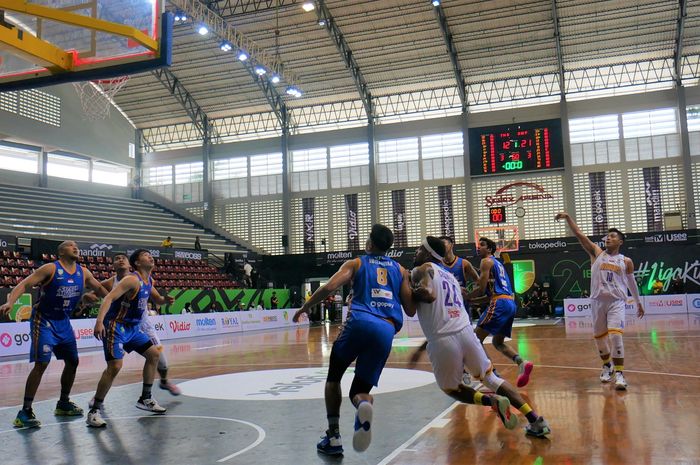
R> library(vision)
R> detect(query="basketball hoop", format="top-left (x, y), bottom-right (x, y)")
top-left (475, 226), bottom-right (520, 258)
top-left (72, 75), bottom-right (130, 120)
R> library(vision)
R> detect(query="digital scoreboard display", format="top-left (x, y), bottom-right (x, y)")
top-left (489, 207), bottom-right (506, 224)
top-left (469, 119), bottom-right (564, 176)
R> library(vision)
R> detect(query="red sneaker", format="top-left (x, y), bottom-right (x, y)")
top-left (516, 361), bottom-right (534, 388)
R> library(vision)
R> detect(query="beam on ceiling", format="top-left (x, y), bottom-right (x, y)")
top-left (170, 0), bottom-right (299, 87)
top-left (316, 0), bottom-right (374, 121)
top-left (673, 0), bottom-right (688, 85)
top-left (151, 66), bottom-right (221, 143)
top-left (551, 0), bottom-right (566, 96)
top-left (206, 0), bottom-right (297, 17)
top-left (431, 3), bottom-right (466, 111)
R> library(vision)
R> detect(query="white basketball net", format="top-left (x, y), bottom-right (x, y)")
top-left (72, 75), bottom-right (130, 120)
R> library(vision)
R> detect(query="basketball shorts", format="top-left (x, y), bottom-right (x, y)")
top-left (477, 296), bottom-right (516, 337)
top-left (592, 298), bottom-right (625, 338)
top-left (330, 311), bottom-right (395, 386)
top-left (139, 317), bottom-right (161, 347)
top-left (29, 315), bottom-right (78, 364)
top-left (426, 325), bottom-right (492, 391)
top-left (103, 320), bottom-right (153, 361)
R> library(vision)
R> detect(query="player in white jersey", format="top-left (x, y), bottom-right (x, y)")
top-left (408, 236), bottom-right (551, 438)
top-left (556, 213), bottom-right (644, 390)
top-left (86, 253), bottom-right (180, 408)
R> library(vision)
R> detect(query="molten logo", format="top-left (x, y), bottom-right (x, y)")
top-left (169, 321), bottom-right (191, 333)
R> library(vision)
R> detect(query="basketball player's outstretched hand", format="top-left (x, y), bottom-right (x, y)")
top-left (164, 296), bottom-right (175, 305)
top-left (555, 212), bottom-right (569, 221)
top-left (0, 303), bottom-right (10, 316)
top-left (637, 303), bottom-right (645, 318)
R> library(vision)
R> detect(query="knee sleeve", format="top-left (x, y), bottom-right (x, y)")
top-left (609, 331), bottom-right (624, 359)
top-left (349, 376), bottom-right (373, 402)
top-left (594, 334), bottom-right (611, 356)
top-left (480, 369), bottom-right (505, 392)
top-left (157, 352), bottom-right (168, 373)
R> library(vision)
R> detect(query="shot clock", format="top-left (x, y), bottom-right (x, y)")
top-left (469, 119), bottom-right (564, 176)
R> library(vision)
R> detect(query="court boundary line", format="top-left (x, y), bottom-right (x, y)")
top-left (0, 414), bottom-right (266, 462)
top-left (376, 401), bottom-right (459, 465)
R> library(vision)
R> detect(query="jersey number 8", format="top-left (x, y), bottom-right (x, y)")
top-left (377, 268), bottom-right (387, 286)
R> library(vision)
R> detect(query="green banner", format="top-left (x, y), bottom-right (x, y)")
top-left (163, 288), bottom-right (291, 314)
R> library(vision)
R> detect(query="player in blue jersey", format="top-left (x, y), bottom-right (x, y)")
top-left (0, 241), bottom-right (108, 428)
top-left (465, 237), bottom-right (534, 388)
top-left (85, 253), bottom-right (179, 410)
top-left (87, 249), bottom-right (169, 427)
top-left (293, 224), bottom-right (414, 456)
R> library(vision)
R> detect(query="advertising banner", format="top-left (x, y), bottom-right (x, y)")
top-left (391, 189), bottom-right (407, 247)
top-left (437, 185), bottom-right (454, 239)
top-left (302, 197), bottom-right (315, 254)
top-left (687, 294), bottom-right (700, 314)
top-left (0, 322), bottom-right (31, 357)
top-left (345, 193), bottom-right (360, 250)
top-left (0, 234), bottom-right (16, 251)
top-left (588, 172), bottom-right (609, 235)
top-left (642, 166), bottom-right (663, 231)
top-left (643, 295), bottom-right (688, 315)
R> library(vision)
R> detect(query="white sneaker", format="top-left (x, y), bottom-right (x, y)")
top-left (462, 371), bottom-right (472, 386)
top-left (352, 401), bottom-right (373, 452)
top-left (614, 371), bottom-right (628, 391)
top-left (600, 364), bottom-right (613, 383)
top-left (86, 409), bottom-right (106, 428)
top-left (135, 397), bottom-right (167, 413)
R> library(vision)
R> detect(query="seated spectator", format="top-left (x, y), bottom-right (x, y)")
top-left (248, 302), bottom-right (256, 311)
top-left (182, 302), bottom-right (192, 314)
top-left (540, 289), bottom-right (552, 319)
top-left (669, 276), bottom-right (685, 294)
top-left (652, 279), bottom-right (664, 295)
top-left (270, 291), bottom-right (279, 309)
top-left (161, 236), bottom-right (173, 248)
top-left (194, 236), bottom-right (202, 251)
top-left (580, 289), bottom-right (589, 298)
top-left (238, 301), bottom-right (246, 311)
top-left (256, 303), bottom-right (264, 310)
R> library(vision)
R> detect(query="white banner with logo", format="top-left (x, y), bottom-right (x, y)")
top-left (0, 310), bottom-right (306, 358)
top-left (564, 295), bottom-right (690, 319)
top-left (643, 295), bottom-right (688, 315)
top-left (687, 294), bottom-right (700, 314)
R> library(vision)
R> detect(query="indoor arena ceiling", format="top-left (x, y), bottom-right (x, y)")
top-left (112, 0), bottom-right (700, 150)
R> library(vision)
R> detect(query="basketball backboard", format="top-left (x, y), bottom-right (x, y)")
top-left (0, 0), bottom-right (171, 90)
top-left (474, 226), bottom-right (520, 257)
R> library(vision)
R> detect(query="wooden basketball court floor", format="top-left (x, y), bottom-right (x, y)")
top-left (1, 314), bottom-right (699, 465)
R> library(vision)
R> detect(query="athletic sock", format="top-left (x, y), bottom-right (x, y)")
top-left (614, 365), bottom-right (624, 372)
top-left (474, 392), bottom-right (492, 406)
top-left (601, 355), bottom-right (611, 366)
top-left (519, 403), bottom-right (538, 423)
top-left (141, 383), bottom-right (153, 400)
top-left (91, 397), bottom-right (104, 411)
top-left (513, 355), bottom-right (523, 365)
top-left (23, 397), bottom-right (33, 411)
top-left (327, 415), bottom-right (340, 435)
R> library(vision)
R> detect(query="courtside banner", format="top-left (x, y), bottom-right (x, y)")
top-left (437, 185), bottom-right (454, 239)
top-left (643, 295), bottom-right (687, 315)
top-left (687, 294), bottom-right (700, 314)
top-left (345, 193), bottom-right (360, 250)
top-left (0, 311), bottom-right (307, 358)
top-left (588, 172), bottom-right (609, 235)
top-left (642, 166), bottom-right (663, 231)
top-left (303, 197), bottom-right (315, 254)
top-left (391, 189), bottom-right (407, 247)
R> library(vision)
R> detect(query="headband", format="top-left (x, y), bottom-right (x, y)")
top-left (422, 238), bottom-right (444, 261)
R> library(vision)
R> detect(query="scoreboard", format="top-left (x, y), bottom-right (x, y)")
top-left (469, 119), bottom-right (564, 176)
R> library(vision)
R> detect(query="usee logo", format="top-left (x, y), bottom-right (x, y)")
top-left (176, 367), bottom-right (436, 401)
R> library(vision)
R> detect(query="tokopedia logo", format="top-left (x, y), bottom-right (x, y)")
top-left (528, 241), bottom-right (566, 251)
